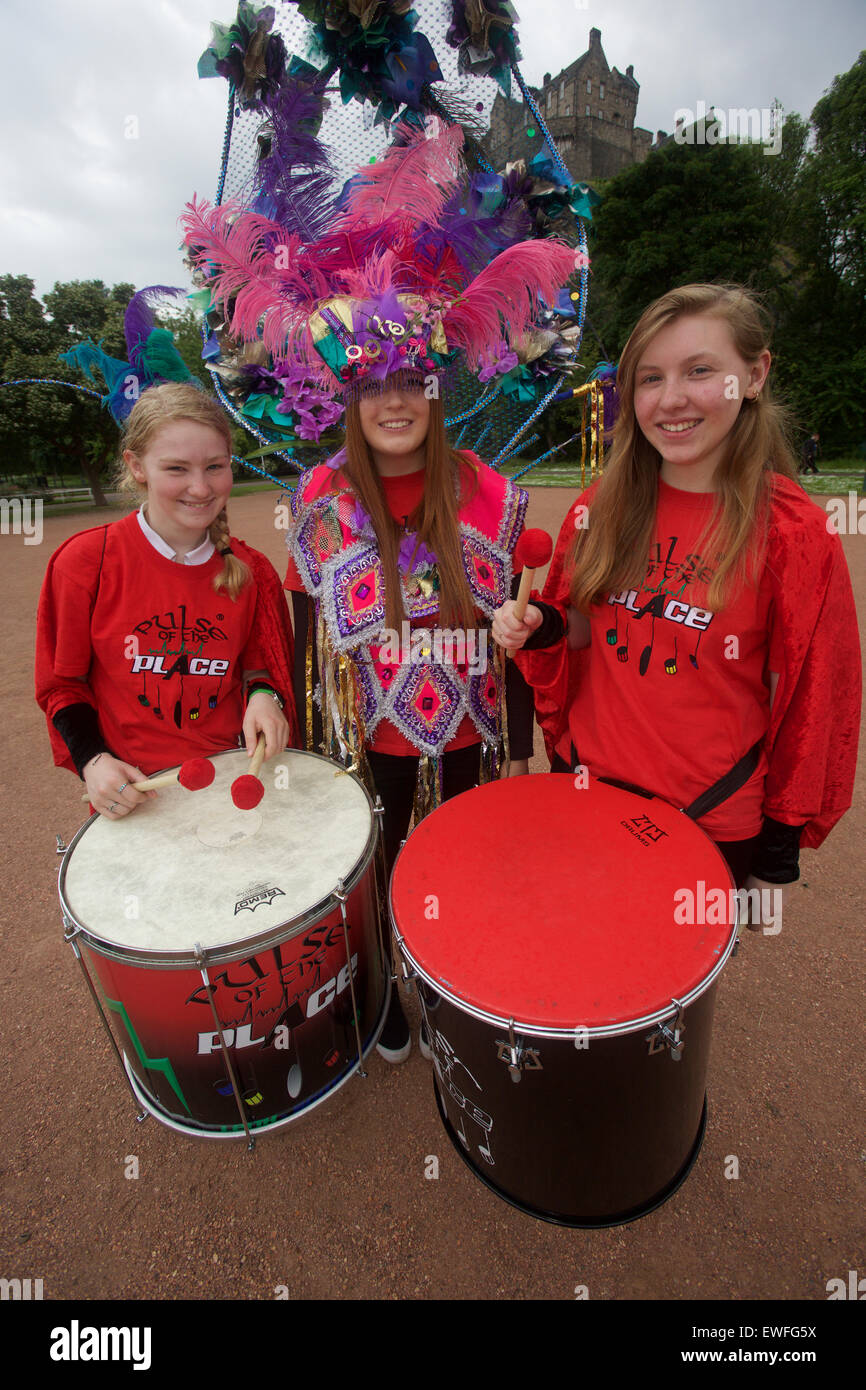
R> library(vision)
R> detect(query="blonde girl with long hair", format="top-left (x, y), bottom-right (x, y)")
top-left (37, 383), bottom-right (298, 816)
top-left (494, 284), bottom-right (860, 917)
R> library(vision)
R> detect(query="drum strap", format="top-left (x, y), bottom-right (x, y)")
top-left (568, 739), bottom-right (764, 821)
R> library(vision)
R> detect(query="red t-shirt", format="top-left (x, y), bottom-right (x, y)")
top-left (556, 479), bottom-right (784, 840)
top-left (285, 466), bottom-right (480, 756)
top-left (36, 511), bottom-right (273, 776)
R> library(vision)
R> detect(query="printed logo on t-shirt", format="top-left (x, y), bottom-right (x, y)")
top-left (126, 605), bottom-right (233, 726)
top-left (605, 535), bottom-right (719, 676)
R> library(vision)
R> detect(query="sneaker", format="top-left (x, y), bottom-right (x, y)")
top-left (419, 1021), bottom-right (432, 1061)
top-left (376, 991), bottom-right (411, 1064)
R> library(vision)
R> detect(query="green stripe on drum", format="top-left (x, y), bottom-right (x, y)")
top-left (104, 995), bottom-right (192, 1116)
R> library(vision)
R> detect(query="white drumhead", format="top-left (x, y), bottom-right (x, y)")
top-left (62, 749), bottom-right (373, 953)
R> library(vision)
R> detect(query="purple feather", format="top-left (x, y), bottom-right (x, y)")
top-left (398, 533), bottom-right (437, 573)
top-left (124, 286), bottom-right (187, 361)
top-left (419, 200), bottom-right (532, 281)
top-left (254, 77), bottom-right (336, 242)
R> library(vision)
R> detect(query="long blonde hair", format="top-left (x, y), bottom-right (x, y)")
top-left (569, 284), bottom-right (798, 612)
top-left (117, 383), bottom-right (250, 599)
top-left (340, 393), bottom-right (479, 631)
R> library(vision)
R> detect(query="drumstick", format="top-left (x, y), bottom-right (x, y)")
top-left (80, 757), bottom-right (215, 801)
top-left (231, 734), bottom-right (267, 810)
top-left (506, 529), bottom-right (554, 656)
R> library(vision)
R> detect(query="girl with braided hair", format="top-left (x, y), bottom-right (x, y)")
top-left (36, 383), bottom-right (299, 817)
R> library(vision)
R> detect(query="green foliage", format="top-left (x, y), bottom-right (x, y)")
top-left (0, 278), bottom-right (251, 497)
top-left (0, 276), bottom-right (136, 495)
top-left (589, 135), bottom-right (782, 351)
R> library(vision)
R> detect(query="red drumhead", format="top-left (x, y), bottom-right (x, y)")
top-left (390, 775), bottom-right (736, 1030)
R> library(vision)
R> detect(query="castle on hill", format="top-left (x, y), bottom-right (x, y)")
top-left (485, 28), bottom-right (666, 183)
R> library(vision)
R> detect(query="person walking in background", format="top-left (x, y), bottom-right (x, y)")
top-left (800, 431), bottom-right (820, 474)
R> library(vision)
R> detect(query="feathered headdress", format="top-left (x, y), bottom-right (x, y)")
top-left (182, 101), bottom-right (579, 432)
top-left (59, 286), bottom-right (194, 423)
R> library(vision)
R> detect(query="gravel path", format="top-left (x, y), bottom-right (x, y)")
top-left (1, 486), bottom-right (863, 1307)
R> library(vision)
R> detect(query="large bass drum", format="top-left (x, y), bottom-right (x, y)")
top-left (390, 774), bottom-right (738, 1226)
top-left (59, 749), bottom-right (388, 1140)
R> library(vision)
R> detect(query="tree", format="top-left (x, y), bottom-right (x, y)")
top-left (771, 54), bottom-right (866, 451)
top-left (0, 278), bottom-right (134, 500)
top-left (588, 131), bottom-right (783, 352)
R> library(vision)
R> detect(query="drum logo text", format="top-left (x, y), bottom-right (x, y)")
top-left (197, 955), bottom-right (358, 1053)
top-left (620, 814), bottom-right (668, 846)
top-left (235, 885), bottom-right (286, 914)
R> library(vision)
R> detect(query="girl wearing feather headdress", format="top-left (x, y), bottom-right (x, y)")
top-left (182, 110), bottom-right (579, 1060)
top-left (494, 284), bottom-right (860, 930)
top-left (281, 358), bottom-right (538, 1063)
top-left (36, 383), bottom-right (299, 816)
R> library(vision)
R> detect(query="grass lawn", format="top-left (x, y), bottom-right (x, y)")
top-left (500, 457), bottom-right (866, 492)
top-left (15, 458), bottom-right (866, 518)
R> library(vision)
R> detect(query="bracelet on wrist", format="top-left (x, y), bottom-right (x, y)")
top-left (247, 684), bottom-right (284, 710)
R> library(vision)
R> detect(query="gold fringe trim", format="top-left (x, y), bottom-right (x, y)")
top-left (413, 753), bottom-right (443, 825)
top-left (571, 381), bottom-right (606, 488)
top-left (318, 622), bottom-right (369, 784)
top-left (305, 596), bottom-right (315, 752)
top-left (496, 641), bottom-right (508, 779)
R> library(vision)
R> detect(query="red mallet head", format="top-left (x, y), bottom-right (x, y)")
top-left (514, 528), bottom-right (553, 571)
top-left (178, 758), bottom-right (216, 791)
top-left (231, 775), bottom-right (264, 810)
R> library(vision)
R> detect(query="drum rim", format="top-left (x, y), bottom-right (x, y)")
top-left (60, 748), bottom-right (378, 968)
top-left (117, 974), bottom-right (392, 1139)
top-left (393, 916), bottom-right (737, 1039)
top-left (389, 781), bottom-right (740, 1038)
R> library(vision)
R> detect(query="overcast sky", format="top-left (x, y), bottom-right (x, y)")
top-left (1, 0), bottom-right (862, 305)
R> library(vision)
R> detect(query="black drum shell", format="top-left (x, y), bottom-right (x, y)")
top-left (416, 979), bottom-right (718, 1227)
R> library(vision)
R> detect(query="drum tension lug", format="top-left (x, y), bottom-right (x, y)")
top-left (497, 1018), bottom-right (531, 1084)
top-left (334, 879), bottom-right (368, 1081)
top-left (648, 999), bottom-right (686, 1060)
top-left (56, 834), bottom-right (68, 856)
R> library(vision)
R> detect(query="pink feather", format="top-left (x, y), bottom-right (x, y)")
top-left (336, 247), bottom-right (414, 299)
top-left (335, 117), bottom-right (464, 233)
top-left (181, 197), bottom-right (316, 352)
top-left (442, 241), bottom-right (576, 364)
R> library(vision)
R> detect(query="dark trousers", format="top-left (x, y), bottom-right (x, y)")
top-left (548, 751), bottom-right (758, 888)
top-left (366, 743), bottom-right (482, 878)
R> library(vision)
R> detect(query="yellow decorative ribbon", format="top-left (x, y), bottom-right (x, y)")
top-left (305, 596), bottom-right (315, 751)
top-left (569, 381), bottom-right (606, 488)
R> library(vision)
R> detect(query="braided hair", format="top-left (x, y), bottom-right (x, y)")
top-left (207, 504), bottom-right (251, 600)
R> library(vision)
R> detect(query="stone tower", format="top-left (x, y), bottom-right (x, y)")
top-left (486, 28), bottom-right (657, 182)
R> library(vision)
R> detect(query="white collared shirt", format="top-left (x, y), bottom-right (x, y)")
top-left (137, 505), bottom-right (216, 565)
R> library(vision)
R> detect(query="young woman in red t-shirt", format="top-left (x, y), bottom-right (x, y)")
top-left (493, 283), bottom-right (860, 921)
top-left (36, 383), bottom-right (298, 817)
